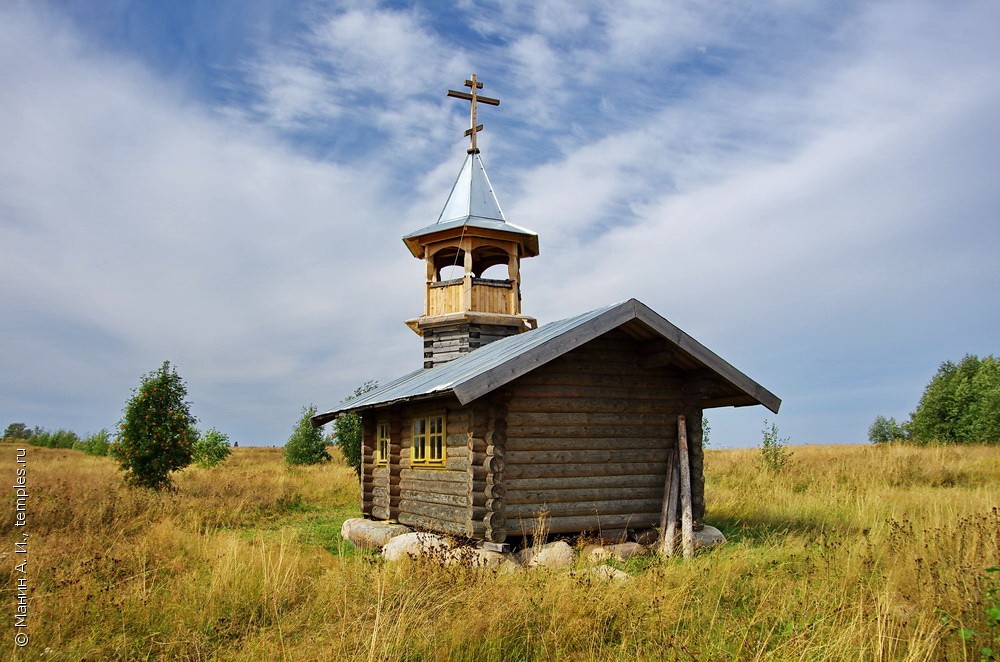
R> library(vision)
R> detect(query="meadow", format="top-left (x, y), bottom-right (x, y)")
top-left (1, 442), bottom-right (997, 660)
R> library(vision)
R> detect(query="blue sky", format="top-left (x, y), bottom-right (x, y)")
top-left (2, 0), bottom-right (998, 447)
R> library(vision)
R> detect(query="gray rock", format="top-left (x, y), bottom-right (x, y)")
top-left (606, 542), bottom-right (646, 561)
top-left (693, 525), bottom-right (727, 551)
top-left (520, 540), bottom-right (576, 569)
top-left (444, 547), bottom-right (510, 569)
top-left (381, 532), bottom-right (452, 561)
top-left (341, 518), bottom-right (414, 551)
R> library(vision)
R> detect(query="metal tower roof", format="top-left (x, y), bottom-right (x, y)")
top-left (402, 152), bottom-right (539, 257)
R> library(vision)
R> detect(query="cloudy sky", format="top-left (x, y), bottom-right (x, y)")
top-left (2, 0), bottom-right (997, 447)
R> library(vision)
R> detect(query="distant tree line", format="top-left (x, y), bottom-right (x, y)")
top-left (869, 354), bottom-right (1000, 444)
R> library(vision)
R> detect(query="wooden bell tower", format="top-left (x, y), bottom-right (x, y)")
top-left (403, 74), bottom-right (539, 368)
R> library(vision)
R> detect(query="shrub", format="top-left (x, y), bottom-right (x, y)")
top-left (193, 428), bottom-right (232, 468)
top-left (76, 429), bottom-right (112, 456)
top-left (759, 420), bottom-right (791, 472)
top-left (31, 428), bottom-right (80, 449)
top-left (285, 405), bottom-right (330, 466)
top-left (868, 415), bottom-right (905, 444)
top-left (110, 361), bottom-right (197, 490)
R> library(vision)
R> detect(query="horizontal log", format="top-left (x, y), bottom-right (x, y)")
top-left (507, 449), bottom-right (669, 465)
top-left (508, 397), bottom-right (683, 415)
top-left (373, 495), bottom-right (389, 509)
top-left (484, 483), bottom-right (506, 500)
top-left (394, 479), bottom-right (466, 497)
top-left (371, 485), bottom-right (401, 499)
top-left (400, 490), bottom-right (472, 509)
top-left (506, 498), bottom-right (663, 519)
top-left (507, 412), bottom-right (676, 426)
top-left (506, 486), bottom-right (662, 505)
top-left (401, 468), bottom-right (468, 484)
top-left (508, 512), bottom-right (661, 536)
top-left (505, 462), bottom-right (668, 480)
top-left (515, 373), bottom-right (682, 390)
top-left (506, 473), bottom-right (663, 491)
top-left (398, 512), bottom-right (485, 539)
top-left (505, 437), bottom-right (670, 452)
top-left (483, 510), bottom-right (506, 531)
top-left (400, 499), bottom-right (473, 525)
top-left (371, 506), bottom-right (390, 520)
top-left (507, 425), bottom-right (668, 438)
top-left (512, 383), bottom-right (682, 400)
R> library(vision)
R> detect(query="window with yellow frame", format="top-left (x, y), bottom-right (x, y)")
top-left (411, 413), bottom-right (446, 467)
top-left (376, 421), bottom-right (389, 465)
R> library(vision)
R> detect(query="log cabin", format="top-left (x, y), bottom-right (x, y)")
top-left (312, 75), bottom-right (780, 545)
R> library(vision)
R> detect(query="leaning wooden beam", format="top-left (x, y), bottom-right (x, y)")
top-left (678, 415), bottom-right (694, 558)
top-left (661, 447), bottom-right (680, 556)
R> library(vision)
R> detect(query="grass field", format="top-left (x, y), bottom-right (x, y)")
top-left (2, 442), bottom-right (998, 660)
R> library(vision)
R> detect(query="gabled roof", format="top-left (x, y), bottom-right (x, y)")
top-left (402, 153), bottom-right (539, 258)
top-left (311, 299), bottom-right (781, 426)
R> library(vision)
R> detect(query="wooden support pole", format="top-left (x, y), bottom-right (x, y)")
top-left (678, 415), bottom-right (694, 558)
top-left (659, 445), bottom-right (679, 556)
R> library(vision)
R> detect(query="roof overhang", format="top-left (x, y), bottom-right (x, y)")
top-left (311, 298), bottom-right (781, 427)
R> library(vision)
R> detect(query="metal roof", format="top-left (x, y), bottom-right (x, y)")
top-left (311, 299), bottom-right (781, 426)
top-left (401, 152), bottom-right (540, 257)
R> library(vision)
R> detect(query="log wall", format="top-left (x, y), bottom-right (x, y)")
top-left (503, 330), bottom-right (706, 536)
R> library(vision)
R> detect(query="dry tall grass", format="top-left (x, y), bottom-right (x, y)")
top-left (2, 443), bottom-right (997, 660)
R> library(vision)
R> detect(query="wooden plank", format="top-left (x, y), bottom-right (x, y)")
top-left (506, 486), bottom-right (662, 505)
top-left (505, 437), bottom-right (669, 452)
top-left (507, 448), bottom-right (669, 465)
top-left (506, 499), bottom-right (663, 518)
top-left (514, 372), bottom-right (682, 390)
top-left (505, 462), bottom-right (668, 479)
top-left (511, 383), bottom-right (682, 401)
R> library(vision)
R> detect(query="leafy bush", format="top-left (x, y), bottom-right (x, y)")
top-left (193, 428), bottom-right (232, 468)
top-left (868, 415), bottom-right (906, 444)
top-left (759, 420), bottom-right (791, 472)
top-left (31, 428), bottom-right (80, 449)
top-left (909, 355), bottom-right (1000, 444)
top-left (76, 429), bottom-right (112, 456)
top-left (110, 361), bottom-right (197, 490)
top-left (330, 380), bottom-right (378, 477)
top-left (285, 405), bottom-right (330, 466)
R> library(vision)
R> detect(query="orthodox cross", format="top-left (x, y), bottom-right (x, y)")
top-left (447, 73), bottom-right (500, 154)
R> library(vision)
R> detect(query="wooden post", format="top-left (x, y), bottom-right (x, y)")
top-left (658, 445), bottom-right (679, 556)
top-left (677, 415), bottom-right (694, 558)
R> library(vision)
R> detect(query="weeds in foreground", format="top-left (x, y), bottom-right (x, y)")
top-left (2, 443), bottom-right (998, 660)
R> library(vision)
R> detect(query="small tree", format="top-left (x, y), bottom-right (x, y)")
top-left (193, 428), bottom-right (232, 468)
top-left (285, 405), bottom-right (330, 465)
top-left (332, 380), bottom-right (378, 477)
top-left (868, 415), bottom-right (905, 444)
top-left (110, 361), bottom-right (197, 490)
top-left (759, 420), bottom-right (791, 472)
top-left (76, 429), bottom-right (112, 456)
top-left (3, 422), bottom-right (32, 441)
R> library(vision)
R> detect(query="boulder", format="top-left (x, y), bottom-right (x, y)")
top-left (341, 518), bottom-right (414, 551)
top-left (519, 540), bottom-right (576, 569)
top-left (693, 525), bottom-right (727, 551)
top-left (381, 532), bottom-right (452, 562)
top-left (606, 542), bottom-right (646, 561)
top-left (582, 544), bottom-right (613, 564)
